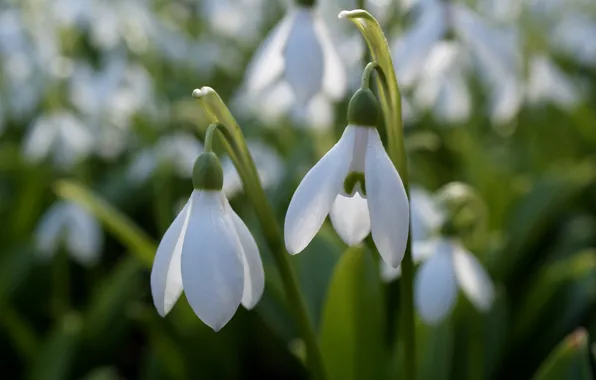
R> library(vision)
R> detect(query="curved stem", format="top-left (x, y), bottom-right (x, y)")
top-left (193, 88), bottom-right (327, 380)
top-left (204, 123), bottom-right (220, 152)
top-left (361, 61), bottom-right (378, 89)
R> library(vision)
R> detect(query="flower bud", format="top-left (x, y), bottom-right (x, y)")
top-left (436, 182), bottom-right (486, 238)
top-left (347, 88), bottom-right (382, 127)
top-left (192, 152), bottom-right (224, 191)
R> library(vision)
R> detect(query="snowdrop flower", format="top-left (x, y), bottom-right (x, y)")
top-left (242, 0), bottom-right (346, 123)
top-left (35, 201), bottom-right (103, 266)
top-left (414, 238), bottom-right (495, 324)
top-left (380, 187), bottom-right (444, 282)
top-left (391, 0), bottom-right (522, 124)
top-left (127, 133), bottom-right (204, 183)
top-left (526, 54), bottom-right (580, 109)
top-left (285, 88), bottom-right (409, 267)
top-left (22, 112), bottom-right (94, 170)
top-left (151, 152), bottom-right (264, 331)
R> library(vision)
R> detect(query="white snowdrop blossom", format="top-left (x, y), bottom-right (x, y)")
top-left (22, 112), bottom-right (94, 170)
top-left (526, 54), bottom-right (580, 109)
top-left (414, 238), bottom-right (495, 324)
top-left (391, 0), bottom-right (523, 124)
top-left (380, 186), bottom-right (444, 282)
top-left (127, 133), bottom-right (204, 183)
top-left (285, 125), bottom-right (410, 268)
top-left (151, 153), bottom-right (265, 331)
top-left (242, 3), bottom-right (346, 125)
top-left (35, 201), bottom-right (103, 266)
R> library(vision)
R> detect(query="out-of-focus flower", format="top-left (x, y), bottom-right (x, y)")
top-left (69, 55), bottom-right (156, 159)
top-left (151, 153), bottom-right (264, 331)
top-left (35, 201), bottom-right (103, 266)
top-left (526, 54), bottom-right (580, 109)
top-left (22, 112), bottom-right (94, 170)
top-left (414, 238), bottom-right (495, 324)
top-left (285, 124), bottom-right (409, 268)
top-left (380, 186), bottom-right (444, 282)
top-left (127, 133), bottom-right (204, 183)
top-left (241, 2), bottom-right (346, 127)
top-left (392, 0), bottom-right (523, 125)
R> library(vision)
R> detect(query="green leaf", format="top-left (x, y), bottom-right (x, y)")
top-left (27, 314), bottom-right (82, 380)
top-left (416, 318), bottom-right (454, 380)
top-left (83, 257), bottom-right (143, 345)
top-left (319, 246), bottom-right (386, 380)
top-left (514, 250), bottom-right (596, 340)
top-left (531, 329), bottom-right (592, 380)
top-left (54, 180), bottom-right (156, 268)
top-left (496, 162), bottom-right (596, 281)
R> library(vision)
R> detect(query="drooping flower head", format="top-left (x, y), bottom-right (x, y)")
top-left (284, 84), bottom-right (410, 268)
top-left (241, 0), bottom-right (346, 125)
top-left (150, 151), bottom-right (264, 331)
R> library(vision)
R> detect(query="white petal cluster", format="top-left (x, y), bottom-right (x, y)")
top-left (23, 112), bottom-right (94, 170)
top-left (285, 125), bottom-right (409, 268)
top-left (35, 201), bottom-right (103, 266)
top-left (241, 4), bottom-right (346, 128)
top-left (392, 0), bottom-right (523, 125)
top-left (414, 238), bottom-right (495, 324)
top-left (151, 190), bottom-right (264, 331)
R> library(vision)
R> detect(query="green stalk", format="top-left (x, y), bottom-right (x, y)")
top-left (193, 88), bottom-right (327, 380)
top-left (339, 11), bottom-right (415, 380)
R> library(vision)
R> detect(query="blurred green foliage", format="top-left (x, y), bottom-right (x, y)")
top-left (1, 0), bottom-right (596, 379)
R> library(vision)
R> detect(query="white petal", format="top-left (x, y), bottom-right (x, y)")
top-left (66, 204), bottom-right (103, 266)
top-left (226, 199), bottom-right (265, 309)
top-left (283, 6), bottom-right (324, 106)
top-left (364, 128), bottom-right (410, 267)
top-left (380, 260), bottom-right (401, 283)
top-left (392, 2), bottom-right (447, 88)
top-left (452, 243), bottom-right (495, 312)
top-left (329, 193), bottom-right (371, 246)
top-left (414, 240), bottom-right (458, 324)
top-left (35, 202), bottom-right (68, 260)
top-left (284, 126), bottom-right (356, 254)
top-left (313, 15), bottom-right (346, 100)
top-left (180, 191), bottom-right (244, 331)
top-left (150, 198), bottom-right (192, 316)
top-left (244, 10), bottom-right (294, 94)
top-left (380, 238), bottom-right (440, 283)
top-left (410, 187), bottom-right (444, 242)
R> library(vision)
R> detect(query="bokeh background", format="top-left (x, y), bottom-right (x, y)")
top-left (1, 0), bottom-right (596, 379)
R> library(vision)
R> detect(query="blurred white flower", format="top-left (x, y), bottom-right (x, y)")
top-left (526, 54), bottom-right (580, 109)
top-left (151, 189), bottom-right (264, 331)
top-left (241, 3), bottom-right (346, 127)
top-left (69, 55), bottom-right (156, 159)
top-left (221, 141), bottom-right (284, 198)
top-left (35, 201), bottom-right (103, 266)
top-left (22, 112), bottom-right (94, 170)
top-left (414, 238), bottom-right (495, 324)
top-left (285, 125), bottom-right (409, 268)
top-left (201, 0), bottom-right (267, 46)
top-left (127, 133), bottom-right (204, 183)
top-left (551, 12), bottom-right (596, 67)
top-left (380, 186), bottom-right (444, 282)
top-left (391, 0), bottom-right (523, 124)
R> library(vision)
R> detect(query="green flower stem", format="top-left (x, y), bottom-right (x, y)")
top-left (361, 62), bottom-right (378, 90)
top-left (339, 10), bottom-right (415, 380)
top-left (192, 87), bottom-right (327, 380)
top-left (52, 248), bottom-right (70, 320)
top-left (203, 123), bottom-right (219, 153)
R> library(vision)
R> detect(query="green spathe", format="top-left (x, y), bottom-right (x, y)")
top-left (347, 88), bottom-right (381, 128)
top-left (192, 152), bottom-right (224, 191)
